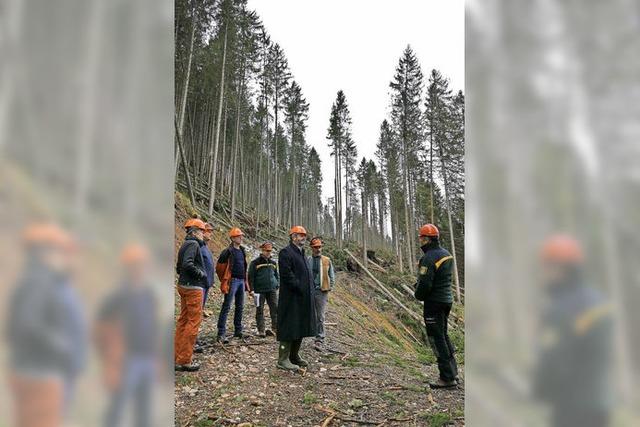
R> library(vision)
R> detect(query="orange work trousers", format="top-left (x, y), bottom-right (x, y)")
top-left (174, 286), bottom-right (204, 365)
top-left (10, 374), bottom-right (63, 427)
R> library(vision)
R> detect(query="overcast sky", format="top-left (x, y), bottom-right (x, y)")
top-left (247, 0), bottom-right (464, 202)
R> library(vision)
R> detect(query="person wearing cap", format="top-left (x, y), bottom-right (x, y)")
top-left (174, 218), bottom-right (209, 372)
top-left (215, 227), bottom-right (252, 343)
top-left (248, 242), bottom-right (279, 338)
top-left (7, 223), bottom-right (88, 426)
top-left (276, 226), bottom-right (317, 371)
top-left (532, 235), bottom-right (612, 427)
top-left (306, 237), bottom-right (335, 351)
top-left (414, 223), bottom-right (458, 389)
top-left (96, 243), bottom-right (157, 427)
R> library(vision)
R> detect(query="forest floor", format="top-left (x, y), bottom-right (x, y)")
top-left (174, 194), bottom-right (465, 427)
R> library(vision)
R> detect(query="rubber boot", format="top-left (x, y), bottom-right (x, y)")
top-left (289, 339), bottom-right (308, 367)
top-left (277, 342), bottom-right (299, 371)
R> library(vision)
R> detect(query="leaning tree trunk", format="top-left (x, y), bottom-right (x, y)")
top-left (208, 26), bottom-right (227, 214)
top-left (334, 146), bottom-right (343, 248)
top-left (174, 115), bottom-right (196, 206)
top-left (230, 90), bottom-right (241, 221)
top-left (438, 145), bottom-right (461, 303)
top-left (175, 9), bottom-right (196, 177)
top-left (403, 161), bottom-right (415, 274)
top-left (429, 127), bottom-right (435, 223)
top-left (362, 188), bottom-right (367, 266)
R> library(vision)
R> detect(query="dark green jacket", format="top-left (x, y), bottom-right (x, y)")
top-left (247, 255), bottom-right (279, 293)
top-left (414, 241), bottom-right (454, 304)
top-left (533, 279), bottom-right (613, 410)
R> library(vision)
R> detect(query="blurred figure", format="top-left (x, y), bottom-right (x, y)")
top-left (6, 223), bottom-right (88, 427)
top-left (414, 224), bottom-right (458, 389)
top-left (306, 237), bottom-right (335, 352)
top-left (533, 235), bottom-right (613, 427)
top-left (174, 218), bottom-right (208, 372)
top-left (276, 226), bottom-right (317, 371)
top-left (215, 227), bottom-right (252, 343)
top-left (248, 241), bottom-right (279, 338)
top-left (95, 243), bottom-right (158, 427)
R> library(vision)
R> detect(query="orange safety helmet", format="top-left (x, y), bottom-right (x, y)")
top-left (229, 227), bottom-right (244, 238)
top-left (260, 241), bottom-right (273, 251)
top-left (540, 234), bottom-right (584, 264)
top-left (289, 225), bottom-right (307, 236)
top-left (419, 223), bottom-right (439, 237)
top-left (23, 222), bottom-right (76, 251)
top-left (184, 218), bottom-right (206, 231)
top-left (120, 243), bottom-right (150, 265)
top-left (310, 237), bottom-right (323, 248)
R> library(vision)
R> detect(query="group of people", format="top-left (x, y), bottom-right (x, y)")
top-left (174, 220), bottom-right (335, 372)
top-left (7, 222), bottom-right (162, 427)
top-left (174, 218), bottom-right (461, 387)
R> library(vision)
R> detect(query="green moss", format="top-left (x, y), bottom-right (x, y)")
top-left (194, 419), bottom-right (214, 427)
top-left (176, 375), bottom-right (195, 386)
top-left (303, 391), bottom-right (318, 405)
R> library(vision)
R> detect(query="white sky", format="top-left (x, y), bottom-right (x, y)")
top-left (247, 0), bottom-right (464, 202)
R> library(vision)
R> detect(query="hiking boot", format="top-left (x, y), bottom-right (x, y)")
top-left (429, 378), bottom-right (457, 389)
top-left (265, 329), bottom-right (275, 337)
top-left (233, 332), bottom-right (248, 340)
top-left (175, 363), bottom-right (200, 372)
top-left (193, 344), bottom-right (204, 354)
top-left (290, 339), bottom-right (309, 367)
top-left (276, 342), bottom-right (299, 371)
top-left (216, 335), bottom-right (229, 345)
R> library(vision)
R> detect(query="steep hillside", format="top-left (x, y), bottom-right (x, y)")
top-left (174, 192), bottom-right (464, 426)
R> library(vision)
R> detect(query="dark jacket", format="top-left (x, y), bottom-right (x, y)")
top-left (7, 261), bottom-right (87, 378)
top-left (176, 236), bottom-right (207, 288)
top-left (533, 279), bottom-right (612, 411)
top-left (248, 255), bottom-right (279, 293)
top-left (216, 244), bottom-right (249, 294)
top-left (94, 282), bottom-right (157, 390)
top-left (277, 243), bottom-right (317, 341)
top-left (414, 241), bottom-right (454, 304)
top-left (200, 244), bottom-right (215, 288)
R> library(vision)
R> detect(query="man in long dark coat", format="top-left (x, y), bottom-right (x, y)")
top-left (276, 225), bottom-right (317, 371)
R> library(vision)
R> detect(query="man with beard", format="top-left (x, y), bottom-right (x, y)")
top-left (276, 226), bottom-right (317, 371)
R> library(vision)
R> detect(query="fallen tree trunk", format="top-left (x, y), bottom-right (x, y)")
top-left (344, 249), bottom-right (421, 323)
top-left (345, 249), bottom-right (461, 330)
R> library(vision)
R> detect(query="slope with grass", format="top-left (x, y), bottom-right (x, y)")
top-left (174, 192), bottom-right (464, 427)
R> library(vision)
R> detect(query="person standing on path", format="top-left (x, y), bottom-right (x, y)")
top-left (532, 235), bottom-right (612, 427)
top-left (193, 222), bottom-right (215, 354)
top-left (97, 243), bottom-right (157, 427)
top-left (215, 227), bottom-right (252, 344)
top-left (200, 222), bottom-right (215, 312)
top-left (306, 237), bottom-right (335, 351)
top-left (174, 218), bottom-right (208, 372)
top-left (7, 223), bottom-right (87, 427)
top-left (276, 226), bottom-right (317, 371)
top-left (414, 223), bottom-right (458, 389)
top-left (248, 241), bottom-right (279, 338)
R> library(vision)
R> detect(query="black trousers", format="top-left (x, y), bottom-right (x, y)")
top-left (256, 290), bottom-right (278, 333)
top-left (552, 407), bottom-right (609, 427)
top-left (423, 301), bottom-right (458, 382)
